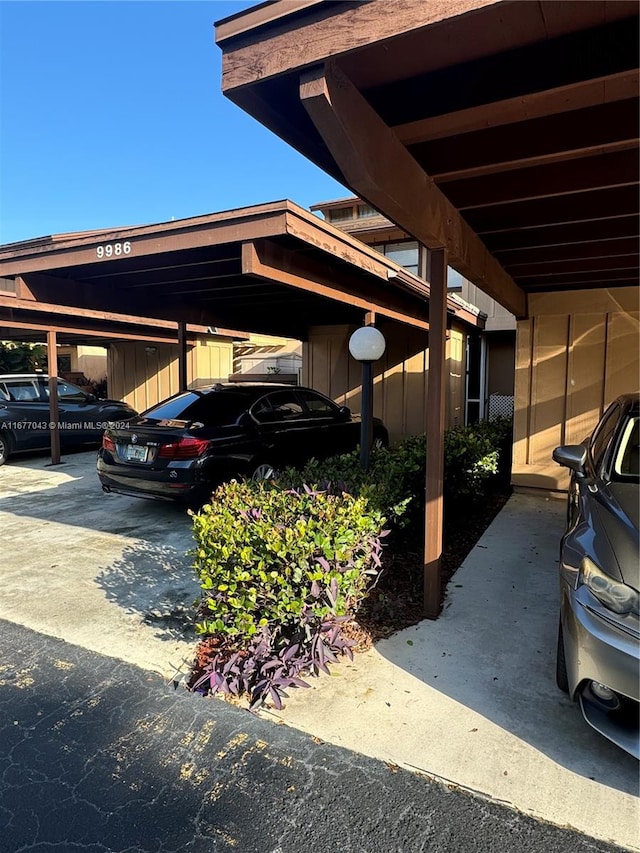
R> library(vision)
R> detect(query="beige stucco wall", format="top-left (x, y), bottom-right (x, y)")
top-left (57, 345), bottom-right (108, 382)
top-left (108, 338), bottom-right (233, 412)
top-left (303, 321), bottom-right (467, 443)
top-left (76, 346), bottom-right (108, 382)
top-left (513, 287), bottom-right (640, 493)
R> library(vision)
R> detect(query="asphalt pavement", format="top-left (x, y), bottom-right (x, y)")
top-left (0, 619), bottom-right (627, 853)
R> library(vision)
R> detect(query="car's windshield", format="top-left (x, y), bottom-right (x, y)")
top-left (612, 415), bottom-right (639, 482)
top-left (142, 391), bottom-right (248, 426)
top-left (43, 380), bottom-right (87, 399)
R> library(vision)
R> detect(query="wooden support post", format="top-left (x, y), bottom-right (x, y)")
top-left (178, 321), bottom-right (188, 392)
top-left (47, 329), bottom-right (61, 466)
top-left (424, 248), bottom-right (447, 618)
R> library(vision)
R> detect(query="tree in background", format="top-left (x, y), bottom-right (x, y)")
top-left (0, 342), bottom-right (47, 373)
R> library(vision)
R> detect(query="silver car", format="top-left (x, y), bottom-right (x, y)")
top-left (553, 394), bottom-right (639, 758)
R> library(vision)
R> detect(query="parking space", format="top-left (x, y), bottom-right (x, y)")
top-left (0, 449), bottom-right (201, 677)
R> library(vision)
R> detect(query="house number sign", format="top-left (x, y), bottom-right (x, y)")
top-left (96, 241), bottom-right (132, 259)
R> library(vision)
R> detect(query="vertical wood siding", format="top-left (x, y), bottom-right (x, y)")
top-left (513, 287), bottom-right (639, 492)
top-left (304, 321), bottom-right (465, 443)
top-left (107, 339), bottom-right (233, 411)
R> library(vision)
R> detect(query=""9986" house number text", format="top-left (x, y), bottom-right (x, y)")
top-left (96, 242), bottom-right (131, 259)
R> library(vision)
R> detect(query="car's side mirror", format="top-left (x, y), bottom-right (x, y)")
top-left (84, 392), bottom-right (97, 402)
top-left (338, 406), bottom-right (351, 421)
top-left (553, 445), bottom-right (587, 477)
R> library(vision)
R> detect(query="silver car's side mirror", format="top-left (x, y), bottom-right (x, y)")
top-left (553, 445), bottom-right (587, 476)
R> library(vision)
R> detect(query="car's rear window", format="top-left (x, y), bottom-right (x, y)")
top-left (143, 391), bottom-right (248, 426)
top-left (1, 380), bottom-right (41, 402)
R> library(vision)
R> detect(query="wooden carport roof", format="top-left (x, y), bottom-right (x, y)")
top-left (216, 0), bottom-right (640, 316)
top-left (0, 201), bottom-right (482, 338)
top-left (215, 0), bottom-right (639, 618)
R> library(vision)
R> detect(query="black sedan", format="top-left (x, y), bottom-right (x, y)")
top-left (553, 394), bottom-right (639, 758)
top-left (0, 373), bottom-right (137, 466)
top-left (97, 382), bottom-right (388, 505)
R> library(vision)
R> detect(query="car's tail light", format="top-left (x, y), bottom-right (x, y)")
top-left (102, 434), bottom-right (116, 452)
top-left (158, 437), bottom-right (210, 459)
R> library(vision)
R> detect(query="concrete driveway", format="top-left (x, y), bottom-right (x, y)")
top-left (0, 448), bottom-right (200, 678)
top-left (1, 451), bottom-right (638, 849)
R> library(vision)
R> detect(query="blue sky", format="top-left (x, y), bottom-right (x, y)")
top-left (0, 1), bottom-right (348, 245)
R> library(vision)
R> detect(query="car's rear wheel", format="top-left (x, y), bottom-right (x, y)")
top-left (0, 432), bottom-right (13, 466)
top-left (556, 619), bottom-right (569, 693)
top-left (251, 462), bottom-right (276, 481)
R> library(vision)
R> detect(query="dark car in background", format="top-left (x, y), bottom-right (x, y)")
top-left (97, 382), bottom-right (388, 505)
top-left (553, 394), bottom-right (639, 758)
top-left (0, 374), bottom-right (137, 466)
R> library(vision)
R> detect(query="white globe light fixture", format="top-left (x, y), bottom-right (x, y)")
top-left (348, 324), bottom-right (386, 470)
top-left (348, 325), bottom-right (386, 362)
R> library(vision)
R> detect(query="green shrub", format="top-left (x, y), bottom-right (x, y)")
top-left (191, 480), bottom-right (386, 640)
top-left (443, 427), bottom-right (497, 499)
top-left (277, 418), bottom-right (512, 535)
top-left (278, 447), bottom-right (416, 529)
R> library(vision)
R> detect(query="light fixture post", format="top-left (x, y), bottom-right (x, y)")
top-left (360, 359), bottom-right (373, 470)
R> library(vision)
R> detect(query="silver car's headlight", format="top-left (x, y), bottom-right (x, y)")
top-left (580, 557), bottom-right (639, 615)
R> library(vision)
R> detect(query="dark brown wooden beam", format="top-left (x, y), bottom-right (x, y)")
top-left (0, 317), bottom-right (195, 345)
top-left (0, 207), bottom-right (288, 277)
top-left (506, 254), bottom-right (639, 278)
top-left (17, 272), bottom-right (228, 329)
top-left (470, 185), bottom-right (639, 234)
top-left (494, 237), bottom-right (640, 267)
top-left (441, 150), bottom-right (639, 210)
top-left (220, 0), bottom-right (636, 92)
top-left (485, 216), bottom-right (639, 253)
top-left (393, 70), bottom-right (639, 145)
top-left (47, 329), bottom-right (61, 466)
top-left (299, 61), bottom-right (526, 318)
top-left (0, 294), bottom-right (211, 334)
top-left (366, 15), bottom-right (639, 125)
top-left (516, 269), bottom-right (639, 289)
top-left (220, 0), bottom-right (501, 89)
top-left (409, 100), bottom-right (639, 179)
top-left (424, 249), bottom-right (447, 619)
top-left (284, 208), bottom-right (409, 284)
top-left (242, 239), bottom-right (431, 331)
top-left (178, 322), bottom-right (188, 393)
top-left (432, 140), bottom-right (639, 185)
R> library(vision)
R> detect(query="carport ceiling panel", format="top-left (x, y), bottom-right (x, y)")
top-left (48, 246), bottom-right (244, 296)
top-left (360, 17), bottom-right (639, 129)
top-left (354, 12), bottom-right (640, 295)
top-left (483, 215), bottom-right (640, 254)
